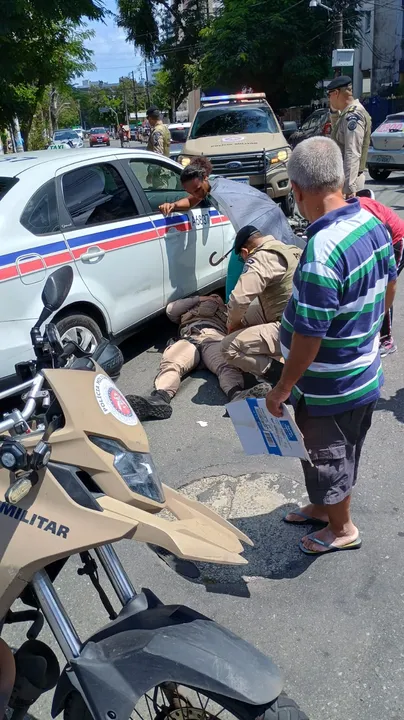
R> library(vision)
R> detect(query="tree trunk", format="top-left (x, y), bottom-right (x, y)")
top-left (50, 86), bottom-right (58, 135)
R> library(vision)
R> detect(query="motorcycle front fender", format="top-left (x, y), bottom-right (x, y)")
top-left (52, 590), bottom-right (283, 720)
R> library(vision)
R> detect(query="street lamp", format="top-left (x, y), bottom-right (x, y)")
top-left (309, 0), bottom-right (333, 11)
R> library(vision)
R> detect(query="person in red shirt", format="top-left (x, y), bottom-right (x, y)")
top-left (359, 194), bottom-right (404, 356)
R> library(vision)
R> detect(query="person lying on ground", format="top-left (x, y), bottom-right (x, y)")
top-left (266, 136), bottom-right (396, 556)
top-left (126, 295), bottom-right (270, 421)
top-left (221, 225), bottom-right (301, 383)
top-left (357, 193), bottom-right (404, 357)
top-left (158, 156), bottom-right (301, 299)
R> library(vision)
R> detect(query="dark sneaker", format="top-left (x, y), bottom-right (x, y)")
top-left (126, 389), bottom-right (173, 420)
top-left (380, 338), bottom-right (397, 357)
top-left (228, 382), bottom-right (272, 402)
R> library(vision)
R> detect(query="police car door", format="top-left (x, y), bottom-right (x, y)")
top-left (127, 157), bottom-right (224, 303)
top-left (57, 157), bottom-right (164, 333)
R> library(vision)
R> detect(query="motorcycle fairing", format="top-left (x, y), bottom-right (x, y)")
top-left (52, 591), bottom-right (284, 720)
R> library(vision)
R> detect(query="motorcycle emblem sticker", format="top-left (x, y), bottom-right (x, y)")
top-left (94, 374), bottom-right (138, 426)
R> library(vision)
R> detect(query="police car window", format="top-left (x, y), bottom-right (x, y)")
top-left (129, 159), bottom-right (188, 213)
top-left (21, 180), bottom-right (60, 235)
top-left (190, 106), bottom-right (278, 139)
top-left (62, 163), bottom-right (138, 228)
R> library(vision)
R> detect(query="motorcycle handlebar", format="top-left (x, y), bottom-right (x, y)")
top-left (0, 374), bottom-right (45, 433)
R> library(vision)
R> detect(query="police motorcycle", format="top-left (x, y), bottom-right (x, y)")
top-left (0, 266), bottom-right (309, 720)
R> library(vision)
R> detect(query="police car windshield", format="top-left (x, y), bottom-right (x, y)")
top-left (190, 106), bottom-right (278, 139)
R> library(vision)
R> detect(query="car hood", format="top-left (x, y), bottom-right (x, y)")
top-left (182, 132), bottom-right (288, 156)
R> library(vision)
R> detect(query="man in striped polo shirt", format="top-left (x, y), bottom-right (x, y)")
top-left (266, 137), bottom-right (397, 555)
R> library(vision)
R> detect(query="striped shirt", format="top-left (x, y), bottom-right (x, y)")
top-left (280, 198), bottom-right (397, 416)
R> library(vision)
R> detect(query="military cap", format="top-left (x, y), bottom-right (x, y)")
top-left (146, 105), bottom-right (160, 118)
top-left (234, 225), bottom-right (261, 254)
top-left (327, 75), bottom-right (352, 92)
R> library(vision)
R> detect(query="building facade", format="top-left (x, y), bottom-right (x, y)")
top-left (353, 0), bottom-right (402, 98)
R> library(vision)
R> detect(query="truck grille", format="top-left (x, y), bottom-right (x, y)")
top-left (209, 152), bottom-right (265, 177)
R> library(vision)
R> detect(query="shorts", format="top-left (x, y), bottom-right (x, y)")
top-left (295, 400), bottom-right (376, 505)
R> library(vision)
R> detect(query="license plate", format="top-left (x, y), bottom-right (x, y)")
top-left (372, 155), bottom-right (392, 163)
top-left (231, 176), bottom-right (249, 184)
top-left (97, 138), bottom-right (103, 143)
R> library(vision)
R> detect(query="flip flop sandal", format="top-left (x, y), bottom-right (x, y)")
top-left (299, 532), bottom-right (362, 556)
top-left (283, 510), bottom-right (328, 526)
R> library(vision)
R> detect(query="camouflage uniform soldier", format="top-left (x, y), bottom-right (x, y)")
top-left (146, 106), bottom-right (171, 188)
top-left (328, 75), bottom-right (372, 197)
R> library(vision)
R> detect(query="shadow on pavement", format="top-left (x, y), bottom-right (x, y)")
top-left (189, 503), bottom-right (318, 598)
top-left (120, 316), bottom-right (171, 364)
top-left (376, 388), bottom-right (404, 423)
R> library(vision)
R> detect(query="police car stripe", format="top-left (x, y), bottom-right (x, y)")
top-left (0, 212), bottom-right (229, 283)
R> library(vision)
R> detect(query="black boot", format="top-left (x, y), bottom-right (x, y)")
top-left (126, 389), bottom-right (173, 421)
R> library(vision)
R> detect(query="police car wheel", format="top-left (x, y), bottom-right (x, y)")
top-left (56, 313), bottom-right (103, 355)
top-left (368, 167), bottom-right (391, 181)
top-left (280, 190), bottom-right (295, 218)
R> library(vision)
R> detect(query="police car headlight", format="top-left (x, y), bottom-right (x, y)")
top-left (178, 155), bottom-right (192, 167)
top-left (89, 436), bottom-right (165, 503)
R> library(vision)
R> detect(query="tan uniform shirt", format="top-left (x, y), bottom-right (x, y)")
top-left (332, 100), bottom-right (370, 196)
top-left (166, 296), bottom-right (228, 335)
top-left (227, 247), bottom-right (287, 328)
top-left (147, 120), bottom-right (171, 157)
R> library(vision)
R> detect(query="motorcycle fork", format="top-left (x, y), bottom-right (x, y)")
top-left (31, 544), bottom-right (137, 661)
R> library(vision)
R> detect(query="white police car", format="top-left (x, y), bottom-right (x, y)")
top-left (367, 112), bottom-right (404, 181)
top-left (0, 148), bottom-right (233, 387)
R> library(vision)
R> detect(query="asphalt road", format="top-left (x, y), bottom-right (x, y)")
top-left (3, 174), bottom-right (404, 720)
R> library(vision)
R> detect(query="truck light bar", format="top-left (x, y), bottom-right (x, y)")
top-left (201, 93), bottom-right (266, 103)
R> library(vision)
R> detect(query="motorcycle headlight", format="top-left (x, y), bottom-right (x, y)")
top-left (178, 155), bottom-right (192, 167)
top-left (89, 435), bottom-right (165, 503)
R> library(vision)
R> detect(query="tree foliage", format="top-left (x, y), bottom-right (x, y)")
top-left (0, 0), bottom-right (103, 144)
top-left (117, 0), bottom-right (207, 111)
top-left (197, 0), bottom-right (363, 109)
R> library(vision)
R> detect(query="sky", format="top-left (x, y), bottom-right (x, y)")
top-left (81, 0), bottom-right (143, 85)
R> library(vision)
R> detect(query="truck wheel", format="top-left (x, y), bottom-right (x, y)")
top-left (56, 313), bottom-right (103, 355)
top-left (368, 167), bottom-right (391, 181)
top-left (281, 190), bottom-right (295, 217)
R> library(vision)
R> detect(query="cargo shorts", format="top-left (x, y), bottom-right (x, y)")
top-left (295, 399), bottom-right (376, 505)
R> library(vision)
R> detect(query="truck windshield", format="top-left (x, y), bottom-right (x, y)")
top-left (190, 106), bottom-right (278, 139)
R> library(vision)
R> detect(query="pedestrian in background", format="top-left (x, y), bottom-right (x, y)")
top-left (358, 193), bottom-right (404, 356)
top-left (328, 75), bottom-right (371, 197)
top-left (266, 137), bottom-right (397, 555)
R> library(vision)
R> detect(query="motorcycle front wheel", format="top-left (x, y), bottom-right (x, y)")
top-left (64, 682), bottom-right (309, 720)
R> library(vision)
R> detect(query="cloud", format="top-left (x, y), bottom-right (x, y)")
top-left (82, 0), bottom-right (142, 83)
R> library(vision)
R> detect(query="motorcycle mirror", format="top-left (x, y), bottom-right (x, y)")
top-left (35, 266), bottom-right (74, 328)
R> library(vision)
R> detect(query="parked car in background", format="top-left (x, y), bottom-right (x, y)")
top-left (89, 127), bottom-right (110, 147)
top-left (52, 130), bottom-right (83, 149)
top-left (168, 122), bottom-right (191, 160)
top-left (0, 147), bottom-right (234, 387)
top-left (288, 109), bottom-right (331, 148)
top-left (71, 126), bottom-right (84, 140)
top-left (138, 124), bottom-right (151, 143)
top-left (367, 112), bottom-right (404, 181)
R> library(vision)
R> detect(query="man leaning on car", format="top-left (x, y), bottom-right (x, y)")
top-left (328, 75), bottom-right (371, 197)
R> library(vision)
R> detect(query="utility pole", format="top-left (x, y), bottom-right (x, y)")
top-left (131, 71), bottom-right (139, 121)
top-left (144, 59), bottom-right (151, 107)
top-left (123, 87), bottom-right (129, 126)
top-left (334, 10), bottom-right (343, 77)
